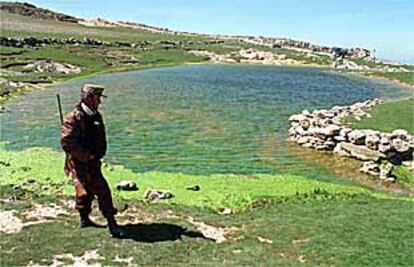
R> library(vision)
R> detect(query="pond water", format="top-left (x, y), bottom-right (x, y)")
top-left (0, 64), bottom-right (407, 186)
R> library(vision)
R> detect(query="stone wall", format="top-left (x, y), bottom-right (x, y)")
top-left (0, 37), bottom-right (151, 49)
top-left (288, 99), bottom-right (414, 181)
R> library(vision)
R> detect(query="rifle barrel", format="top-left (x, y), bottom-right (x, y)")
top-left (56, 94), bottom-right (63, 125)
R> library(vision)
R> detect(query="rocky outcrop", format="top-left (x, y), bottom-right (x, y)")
top-left (23, 60), bottom-right (81, 74)
top-left (188, 48), bottom-right (301, 65)
top-left (236, 49), bottom-right (301, 65)
top-left (288, 99), bottom-right (414, 181)
top-left (331, 59), bottom-right (370, 70)
top-left (187, 50), bottom-right (233, 63)
top-left (0, 2), bottom-right (80, 23)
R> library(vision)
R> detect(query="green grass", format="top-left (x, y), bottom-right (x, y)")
top-left (1, 194), bottom-right (413, 266)
top-left (369, 71), bottom-right (414, 85)
top-left (394, 165), bottom-right (414, 192)
top-left (139, 48), bottom-right (206, 65)
top-left (0, 11), bottom-right (205, 43)
top-left (0, 143), bottom-right (413, 266)
top-left (352, 58), bottom-right (387, 69)
top-left (0, 144), bottom-right (383, 213)
top-left (347, 98), bottom-right (414, 134)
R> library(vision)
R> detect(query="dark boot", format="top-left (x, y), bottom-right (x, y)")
top-left (107, 216), bottom-right (126, 238)
top-left (80, 212), bottom-right (104, 228)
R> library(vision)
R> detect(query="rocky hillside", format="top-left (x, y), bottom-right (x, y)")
top-left (0, 2), bottom-right (79, 23)
top-left (0, 1), bottom-right (371, 58)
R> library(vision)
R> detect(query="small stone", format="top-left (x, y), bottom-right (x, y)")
top-left (20, 166), bottom-right (31, 172)
top-left (379, 162), bottom-right (394, 179)
top-left (13, 185), bottom-right (21, 190)
top-left (116, 181), bottom-right (138, 191)
top-left (144, 189), bottom-right (174, 201)
top-left (385, 177), bottom-right (396, 183)
top-left (300, 119), bottom-right (311, 130)
top-left (186, 185), bottom-right (201, 191)
top-left (360, 161), bottom-right (380, 176)
top-left (220, 208), bottom-right (232, 215)
top-left (27, 178), bottom-right (36, 184)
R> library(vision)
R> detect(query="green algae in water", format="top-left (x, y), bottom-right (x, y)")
top-left (0, 65), bottom-right (405, 182)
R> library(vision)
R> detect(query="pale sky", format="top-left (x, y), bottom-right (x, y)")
top-left (27, 0), bottom-right (414, 64)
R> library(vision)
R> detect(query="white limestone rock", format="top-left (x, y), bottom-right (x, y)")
top-left (360, 161), bottom-right (380, 176)
top-left (391, 129), bottom-right (408, 140)
top-left (288, 114), bottom-right (307, 122)
top-left (144, 189), bottom-right (174, 200)
top-left (339, 142), bottom-right (385, 161)
top-left (348, 130), bottom-right (366, 145)
top-left (391, 138), bottom-right (411, 153)
top-left (333, 143), bottom-right (351, 157)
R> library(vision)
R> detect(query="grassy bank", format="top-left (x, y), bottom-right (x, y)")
top-left (368, 72), bottom-right (414, 86)
top-left (347, 98), bottom-right (414, 134)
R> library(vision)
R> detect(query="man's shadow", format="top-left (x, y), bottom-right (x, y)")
top-left (117, 223), bottom-right (208, 243)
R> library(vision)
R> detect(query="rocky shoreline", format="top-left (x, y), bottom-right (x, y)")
top-left (288, 99), bottom-right (414, 181)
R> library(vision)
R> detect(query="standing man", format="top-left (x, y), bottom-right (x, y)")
top-left (61, 83), bottom-right (124, 238)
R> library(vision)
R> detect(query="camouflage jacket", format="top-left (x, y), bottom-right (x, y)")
top-left (61, 102), bottom-right (107, 175)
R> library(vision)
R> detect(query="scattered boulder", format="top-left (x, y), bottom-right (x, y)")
top-left (144, 189), bottom-right (174, 201)
top-left (219, 207), bottom-right (232, 215)
top-left (116, 181), bottom-right (138, 191)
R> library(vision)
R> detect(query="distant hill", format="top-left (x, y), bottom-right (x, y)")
top-left (0, 1), bottom-right (80, 23)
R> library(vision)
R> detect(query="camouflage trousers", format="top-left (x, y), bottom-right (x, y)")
top-left (71, 162), bottom-right (117, 218)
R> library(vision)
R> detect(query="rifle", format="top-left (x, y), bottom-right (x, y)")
top-left (56, 94), bottom-right (87, 198)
